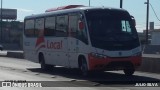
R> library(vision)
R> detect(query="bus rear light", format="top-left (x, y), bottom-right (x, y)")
top-left (131, 15), bottom-right (136, 26)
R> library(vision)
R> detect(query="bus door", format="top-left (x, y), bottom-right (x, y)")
top-left (68, 13), bottom-right (88, 68)
top-left (68, 14), bottom-right (80, 68)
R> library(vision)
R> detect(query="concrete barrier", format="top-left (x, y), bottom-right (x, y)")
top-left (4, 51), bottom-right (160, 74)
top-left (6, 51), bottom-right (24, 59)
top-left (137, 57), bottom-right (160, 74)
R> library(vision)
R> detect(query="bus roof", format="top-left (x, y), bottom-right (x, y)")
top-left (45, 5), bottom-right (85, 12)
top-left (24, 6), bottom-right (127, 19)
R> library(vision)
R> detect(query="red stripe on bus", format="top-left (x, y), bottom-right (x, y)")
top-left (36, 37), bottom-right (45, 47)
top-left (88, 54), bottom-right (142, 70)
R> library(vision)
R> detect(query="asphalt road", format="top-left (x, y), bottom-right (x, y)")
top-left (0, 56), bottom-right (160, 90)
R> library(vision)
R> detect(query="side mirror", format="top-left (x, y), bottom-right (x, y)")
top-left (80, 14), bottom-right (84, 19)
top-left (78, 20), bottom-right (84, 30)
top-left (131, 15), bottom-right (136, 26)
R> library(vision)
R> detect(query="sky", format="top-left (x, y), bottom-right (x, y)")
top-left (2, 0), bottom-right (160, 32)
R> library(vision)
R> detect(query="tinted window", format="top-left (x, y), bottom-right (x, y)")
top-left (69, 14), bottom-right (88, 44)
top-left (69, 15), bottom-right (78, 37)
top-left (25, 20), bottom-right (35, 37)
top-left (56, 15), bottom-right (68, 37)
top-left (35, 18), bottom-right (44, 37)
top-left (85, 10), bottom-right (139, 50)
top-left (45, 17), bottom-right (56, 36)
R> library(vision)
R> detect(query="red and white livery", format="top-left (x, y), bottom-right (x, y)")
top-left (23, 5), bottom-right (142, 76)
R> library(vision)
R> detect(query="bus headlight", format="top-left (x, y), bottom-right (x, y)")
top-left (132, 52), bottom-right (142, 56)
top-left (90, 53), bottom-right (107, 59)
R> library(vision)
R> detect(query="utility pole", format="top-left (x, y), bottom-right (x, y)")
top-left (120, 0), bottom-right (123, 8)
top-left (146, 0), bottom-right (149, 44)
top-left (0, 0), bottom-right (2, 43)
top-left (89, 0), bottom-right (90, 6)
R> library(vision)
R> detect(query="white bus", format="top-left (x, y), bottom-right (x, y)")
top-left (23, 5), bottom-right (142, 76)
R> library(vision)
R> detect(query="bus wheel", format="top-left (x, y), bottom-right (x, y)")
top-left (80, 58), bottom-right (89, 76)
top-left (39, 54), bottom-right (53, 71)
top-left (123, 64), bottom-right (135, 76)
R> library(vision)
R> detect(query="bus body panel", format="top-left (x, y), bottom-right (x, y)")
top-left (23, 37), bottom-right (39, 63)
top-left (67, 37), bottom-right (91, 68)
top-left (42, 37), bottom-right (68, 66)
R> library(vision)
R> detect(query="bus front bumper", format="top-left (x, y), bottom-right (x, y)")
top-left (88, 54), bottom-right (142, 71)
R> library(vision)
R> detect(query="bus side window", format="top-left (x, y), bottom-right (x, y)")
top-left (45, 17), bottom-right (56, 36)
top-left (69, 14), bottom-right (78, 37)
top-left (77, 15), bottom-right (88, 44)
top-left (56, 15), bottom-right (68, 37)
top-left (24, 19), bottom-right (35, 37)
top-left (69, 14), bottom-right (88, 44)
top-left (35, 18), bottom-right (44, 37)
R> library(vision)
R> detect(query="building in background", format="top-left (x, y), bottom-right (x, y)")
top-left (139, 22), bottom-right (157, 45)
top-left (2, 21), bottom-right (23, 43)
top-left (0, 8), bottom-right (23, 50)
top-left (140, 22), bottom-right (160, 54)
top-left (151, 29), bottom-right (160, 45)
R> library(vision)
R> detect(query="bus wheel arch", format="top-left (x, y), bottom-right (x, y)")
top-left (38, 52), bottom-right (44, 63)
top-left (38, 52), bottom-right (46, 70)
top-left (38, 52), bottom-right (53, 70)
top-left (78, 55), bottom-right (89, 76)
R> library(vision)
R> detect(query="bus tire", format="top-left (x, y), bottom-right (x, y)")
top-left (39, 54), bottom-right (53, 71)
top-left (79, 57), bottom-right (89, 76)
top-left (123, 64), bottom-right (135, 76)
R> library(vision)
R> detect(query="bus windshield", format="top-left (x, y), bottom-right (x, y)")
top-left (85, 9), bottom-right (140, 50)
